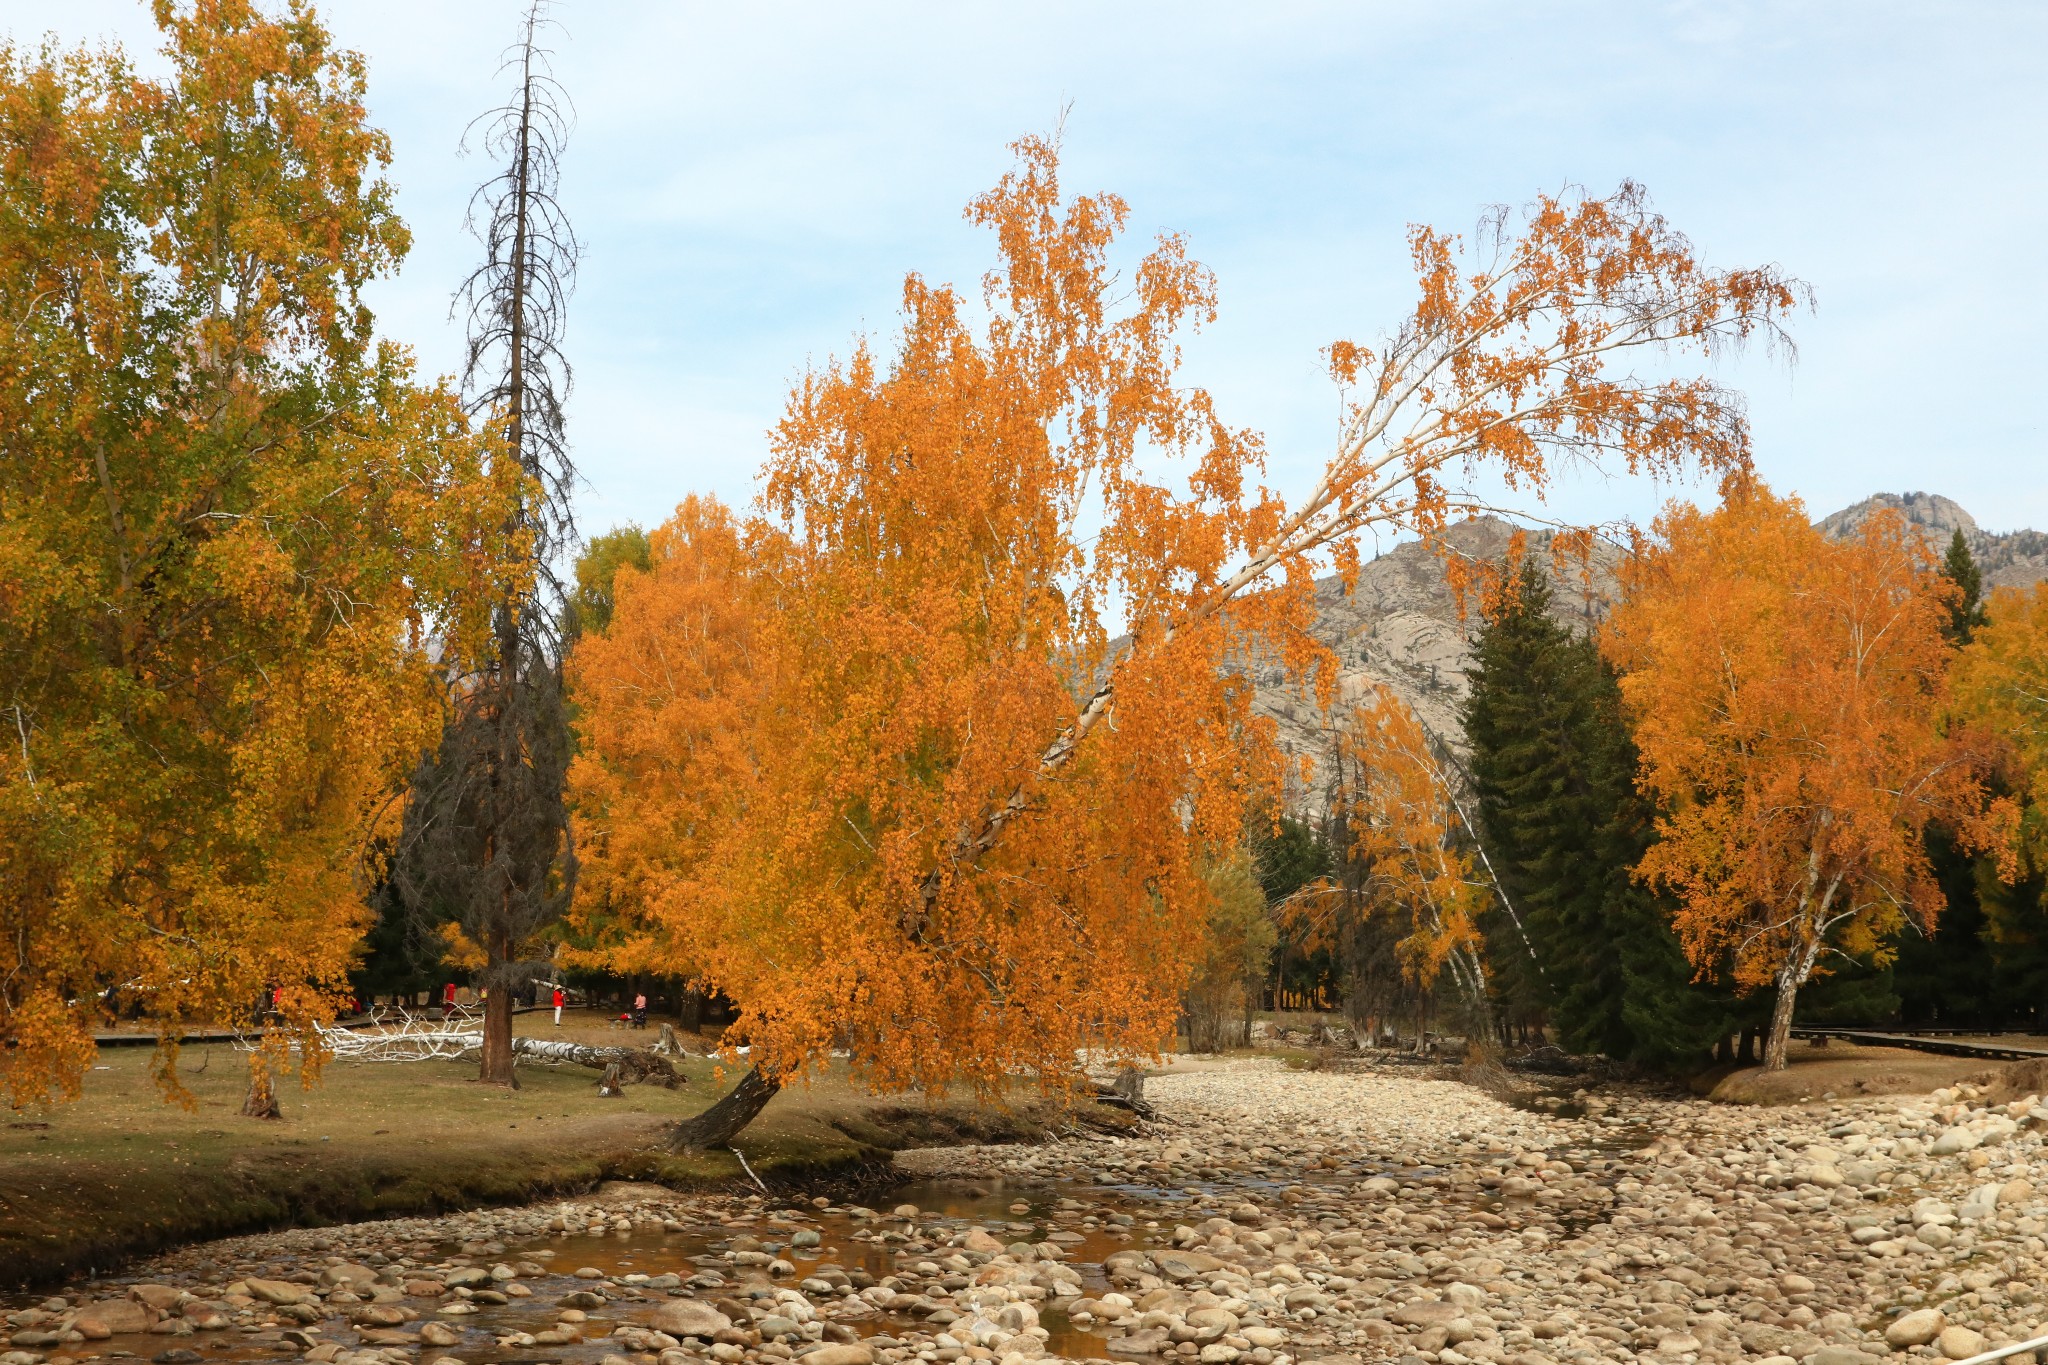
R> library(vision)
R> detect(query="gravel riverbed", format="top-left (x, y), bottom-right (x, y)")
top-left (10, 1058), bottom-right (2048, 1365)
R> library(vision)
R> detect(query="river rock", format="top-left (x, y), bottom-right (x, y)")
top-left (653, 1301), bottom-right (732, 1340)
top-left (1932, 1127), bottom-right (1981, 1157)
top-left (1940, 1328), bottom-right (1989, 1360)
top-left (1152, 1250), bottom-right (1227, 1282)
top-left (1887, 1310), bottom-right (1945, 1347)
top-left (317, 1264), bottom-right (379, 1290)
top-left (74, 1300), bottom-right (152, 1338)
top-left (1391, 1301), bottom-right (1462, 1329)
top-left (244, 1279), bottom-right (312, 1307)
top-left (1109, 1329), bottom-right (1170, 1355)
top-left (800, 1348), bottom-right (874, 1365)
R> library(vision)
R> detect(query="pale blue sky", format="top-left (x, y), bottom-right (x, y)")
top-left (19, 1), bottom-right (2048, 544)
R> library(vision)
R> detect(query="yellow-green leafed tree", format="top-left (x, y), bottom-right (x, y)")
top-left (0, 1), bottom-right (512, 1108)
top-left (1185, 852), bottom-right (1278, 1053)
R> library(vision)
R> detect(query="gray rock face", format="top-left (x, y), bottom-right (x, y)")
top-left (1253, 495), bottom-right (2045, 809)
top-left (1245, 516), bottom-right (1620, 804)
top-left (1817, 491), bottom-right (2048, 591)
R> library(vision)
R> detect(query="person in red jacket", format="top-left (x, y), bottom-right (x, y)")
top-left (552, 985), bottom-right (564, 1026)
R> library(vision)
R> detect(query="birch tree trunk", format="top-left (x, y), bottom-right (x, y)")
top-left (1763, 937), bottom-right (1823, 1072)
top-left (511, 1037), bottom-right (681, 1086)
top-left (664, 1067), bottom-right (781, 1150)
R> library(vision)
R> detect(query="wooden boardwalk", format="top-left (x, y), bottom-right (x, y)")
top-left (1790, 1026), bottom-right (2048, 1061)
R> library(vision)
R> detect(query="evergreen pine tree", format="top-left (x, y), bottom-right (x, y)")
top-left (1942, 528), bottom-right (1987, 644)
top-left (1465, 560), bottom-right (1734, 1067)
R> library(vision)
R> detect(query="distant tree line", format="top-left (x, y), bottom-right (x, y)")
top-left (1248, 514), bottom-right (2048, 1073)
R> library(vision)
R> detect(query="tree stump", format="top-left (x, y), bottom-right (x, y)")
top-left (1095, 1067), bottom-right (1156, 1120)
top-left (597, 1061), bottom-right (625, 1097)
top-left (242, 1066), bottom-right (281, 1120)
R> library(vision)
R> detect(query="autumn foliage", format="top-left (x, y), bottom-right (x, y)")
top-left (0, 0), bottom-right (1827, 1122)
top-left (0, 2), bottom-right (510, 1106)
top-left (1335, 687), bottom-right (1493, 1008)
top-left (574, 143), bottom-right (1285, 1111)
top-left (566, 496), bottom-right (767, 982)
top-left (1952, 584), bottom-right (2048, 880)
top-left (569, 139), bottom-right (1806, 1137)
top-left (1603, 481), bottom-right (2011, 1069)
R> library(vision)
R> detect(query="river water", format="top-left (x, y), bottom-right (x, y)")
top-left (3, 1083), bottom-right (1652, 1365)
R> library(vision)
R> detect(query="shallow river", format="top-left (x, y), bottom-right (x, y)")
top-left (2, 1096), bottom-right (1652, 1365)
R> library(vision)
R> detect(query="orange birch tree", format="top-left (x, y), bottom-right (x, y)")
top-left (1603, 481), bottom-right (2011, 1070)
top-left (0, 2), bottom-right (511, 1108)
top-left (566, 496), bottom-right (769, 982)
top-left (1952, 583), bottom-right (2048, 884)
top-left (571, 140), bottom-right (1806, 1144)
top-left (1337, 686), bottom-right (1493, 1015)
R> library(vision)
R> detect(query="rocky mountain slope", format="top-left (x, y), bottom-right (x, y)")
top-left (1254, 494), bottom-right (2044, 807)
top-left (1817, 491), bottom-right (2048, 591)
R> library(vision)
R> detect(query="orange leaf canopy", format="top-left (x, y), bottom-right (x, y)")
top-left (572, 142), bottom-right (1809, 1099)
top-left (573, 140), bottom-right (1285, 1096)
top-left (1604, 480), bottom-right (2010, 995)
top-left (1340, 686), bottom-right (1491, 999)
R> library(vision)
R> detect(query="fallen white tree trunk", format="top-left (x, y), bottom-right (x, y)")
top-left (511, 1037), bottom-right (685, 1088)
top-left (253, 1010), bottom-right (687, 1087)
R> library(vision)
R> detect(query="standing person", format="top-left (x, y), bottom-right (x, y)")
top-left (632, 993), bottom-right (647, 1030)
top-left (552, 985), bottom-right (564, 1026)
top-left (442, 981), bottom-right (457, 1014)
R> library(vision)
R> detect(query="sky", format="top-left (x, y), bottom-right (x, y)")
top-left (17, 0), bottom-right (2048, 545)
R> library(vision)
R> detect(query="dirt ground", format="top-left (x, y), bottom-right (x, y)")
top-left (0, 1009), bottom-right (1110, 1287)
top-left (1702, 1039), bottom-right (2010, 1105)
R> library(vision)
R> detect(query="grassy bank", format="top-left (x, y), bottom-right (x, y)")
top-left (0, 1012), bottom-right (1095, 1288)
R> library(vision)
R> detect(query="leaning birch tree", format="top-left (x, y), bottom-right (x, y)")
top-left (573, 144), bottom-right (1810, 1145)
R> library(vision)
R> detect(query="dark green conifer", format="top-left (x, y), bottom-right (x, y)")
top-left (1464, 560), bottom-right (1733, 1068)
top-left (1941, 528), bottom-right (1987, 643)
top-left (1892, 528), bottom-right (1996, 1022)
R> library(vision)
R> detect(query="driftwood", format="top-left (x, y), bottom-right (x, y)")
top-left (1093, 1067), bottom-right (1156, 1120)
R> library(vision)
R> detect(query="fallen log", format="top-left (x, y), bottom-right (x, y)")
top-left (510, 1037), bottom-right (685, 1088)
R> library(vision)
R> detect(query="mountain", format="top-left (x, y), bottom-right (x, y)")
top-left (1816, 492), bottom-right (2048, 591)
top-left (1255, 494), bottom-right (2044, 808)
top-left (1246, 516), bottom-right (1623, 806)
